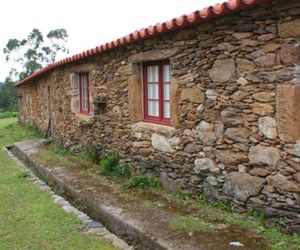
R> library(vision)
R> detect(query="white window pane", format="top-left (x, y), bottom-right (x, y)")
top-left (163, 64), bottom-right (170, 82)
top-left (164, 83), bottom-right (170, 101)
top-left (148, 66), bottom-right (152, 82)
top-left (147, 67), bottom-right (150, 82)
top-left (148, 83), bottom-right (159, 99)
top-left (164, 101), bottom-right (170, 118)
top-left (154, 83), bottom-right (159, 99)
top-left (153, 66), bottom-right (158, 82)
top-left (153, 101), bottom-right (159, 117)
top-left (148, 84), bottom-right (153, 99)
top-left (148, 100), bottom-right (153, 116)
top-left (148, 66), bottom-right (158, 82)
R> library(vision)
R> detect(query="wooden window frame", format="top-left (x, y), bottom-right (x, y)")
top-left (79, 73), bottom-right (90, 115)
top-left (143, 60), bottom-right (170, 126)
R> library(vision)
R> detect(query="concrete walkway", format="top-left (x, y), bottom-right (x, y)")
top-left (10, 140), bottom-right (271, 250)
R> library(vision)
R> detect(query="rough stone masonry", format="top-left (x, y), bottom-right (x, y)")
top-left (17, 0), bottom-right (300, 231)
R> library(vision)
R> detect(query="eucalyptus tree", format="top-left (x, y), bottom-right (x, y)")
top-left (3, 28), bottom-right (69, 81)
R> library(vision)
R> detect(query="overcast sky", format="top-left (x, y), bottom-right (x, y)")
top-left (0, 0), bottom-right (221, 81)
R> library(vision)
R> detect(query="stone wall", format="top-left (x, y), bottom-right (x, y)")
top-left (18, 0), bottom-right (300, 231)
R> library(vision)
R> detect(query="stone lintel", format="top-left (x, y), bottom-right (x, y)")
top-left (67, 63), bottom-right (94, 73)
top-left (128, 48), bottom-right (179, 63)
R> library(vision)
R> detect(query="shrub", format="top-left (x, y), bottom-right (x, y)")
top-left (174, 187), bottom-right (194, 206)
top-left (123, 174), bottom-right (161, 189)
top-left (0, 111), bottom-right (18, 119)
top-left (56, 148), bottom-right (71, 157)
top-left (83, 144), bottom-right (100, 164)
top-left (24, 123), bottom-right (43, 138)
top-left (99, 150), bottom-right (131, 178)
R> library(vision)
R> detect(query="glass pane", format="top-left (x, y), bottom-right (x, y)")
top-left (148, 84), bottom-right (153, 99)
top-left (148, 83), bottom-right (159, 99)
top-left (154, 83), bottom-right (158, 99)
top-left (148, 100), bottom-right (159, 117)
top-left (163, 64), bottom-right (170, 82)
top-left (148, 100), bottom-right (153, 116)
top-left (153, 100), bottom-right (159, 117)
top-left (85, 100), bottom-right (88, 110)
top-left (164, 101), bottom-right (170, 118)
top-left (147, 67), bottom-right (152, 82)
top-left (148, 66), bottom-right (158, 82)
top-left (164, 83), bottom-right (170, 101)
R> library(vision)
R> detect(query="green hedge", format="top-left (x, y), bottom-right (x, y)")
top-left (0, 112), bottom-right (18, 119)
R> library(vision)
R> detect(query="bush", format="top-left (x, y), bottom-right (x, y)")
top-left (0, 111), bottom-right (18, 119)
top-left (123, 174), bottom-right (161, 189)
top-left (99, 150), bottom-right (131, 178)
top-left (24, 123), bottom-right (43, 138)
top-left (83, 144), bottom-right (100, 164)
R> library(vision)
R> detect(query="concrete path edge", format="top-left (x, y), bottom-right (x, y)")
top-left (9, 141), bottom-right (166, 250)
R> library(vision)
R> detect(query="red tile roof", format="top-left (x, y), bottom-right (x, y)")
top-left (17, 0), bottom-right (272, 86)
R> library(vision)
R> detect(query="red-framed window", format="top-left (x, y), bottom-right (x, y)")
top-left (79, 73), bottom-right (90, 115)
top-left (143, 61), bottom-right (171, 125)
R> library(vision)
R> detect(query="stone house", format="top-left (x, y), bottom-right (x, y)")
top-left (17, 0), bottom-right (300, 230)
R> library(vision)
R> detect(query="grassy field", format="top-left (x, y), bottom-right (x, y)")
top-left (0, 118), bottom-right (118, 250)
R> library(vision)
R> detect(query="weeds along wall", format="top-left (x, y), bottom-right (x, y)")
top-left (17, 0), bottom-right (300, 232)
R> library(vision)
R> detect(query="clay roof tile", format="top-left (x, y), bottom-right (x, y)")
top-left (17, 0), bottom-right (272, 86)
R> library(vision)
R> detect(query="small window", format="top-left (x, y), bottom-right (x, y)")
top-left (143, 61), bottom-right (171, 125)
top-left (79, 73), bottom-right (90, 115)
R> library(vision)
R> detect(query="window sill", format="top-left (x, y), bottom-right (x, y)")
top-left (132, 121), bottom-right (177, 136)
top-left (75, 112), bottom-right (93, 122)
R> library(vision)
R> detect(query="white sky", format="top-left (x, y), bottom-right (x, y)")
top-left (0, 0), bottom-right (221, 81)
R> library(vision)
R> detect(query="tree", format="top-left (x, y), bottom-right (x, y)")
top-left (1, 28), bottom-right (69, 112)
top-left (0, 78), bottom-right (17, 111)
top-left (3, 28), bottom-right (69, 81)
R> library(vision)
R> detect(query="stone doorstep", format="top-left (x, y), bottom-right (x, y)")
top-left (3, 146), bottom-right (131, 250)
top-left (7, 140), bottom-right (271, 250)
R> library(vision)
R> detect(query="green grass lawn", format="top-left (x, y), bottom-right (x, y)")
top-left (0, 118), bottom-right (118, 250)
